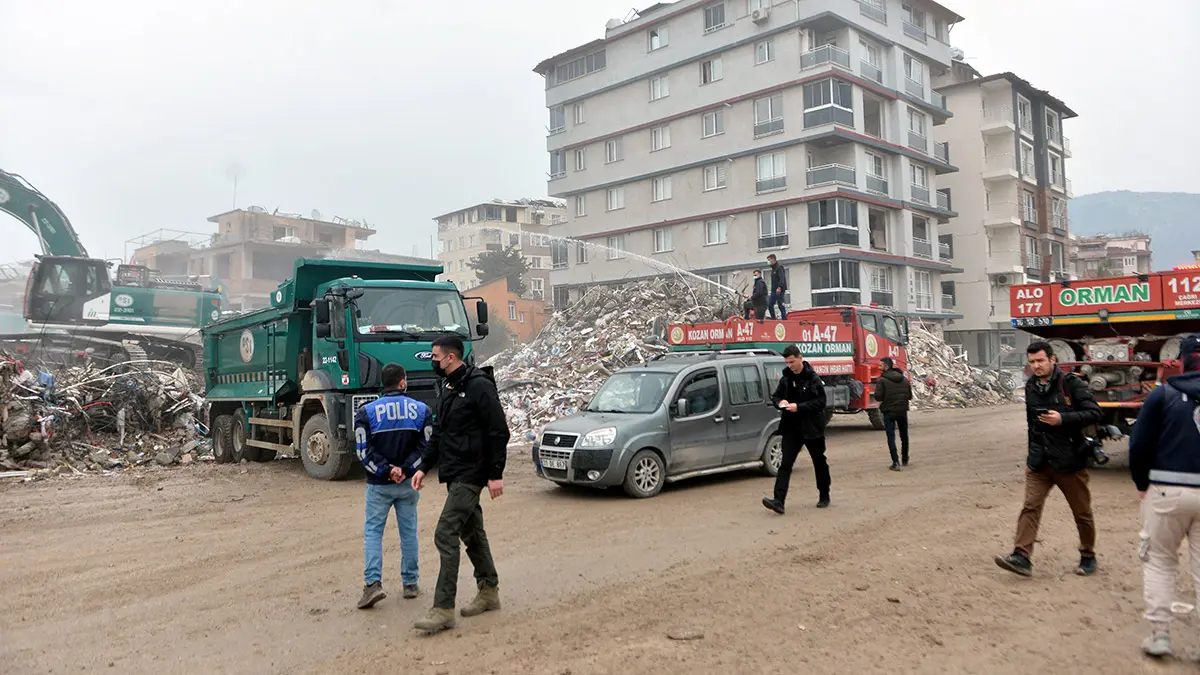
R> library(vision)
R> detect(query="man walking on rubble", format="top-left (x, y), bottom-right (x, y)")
top-left (1129, 335), bottom-right (1200, 658)
top-left (762, 344), bottom-right (830, 513)
top-left (995, 341), bottom-right (1102, 578)
top-left (874, 357), bottom-right (913, 471)
top-left (354, 363), bottom-right (429, 609)
top-left (411, 335), bottom-right (509, 633)
top-left (766, 254), bottom-right (788, 320)
top-left (743, 269), bottom-right (768, 321)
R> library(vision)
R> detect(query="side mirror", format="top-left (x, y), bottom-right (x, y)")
top-left (476, 300), bottom-right (489, 325)
top-left (315, 323), bottom-right (332, 339)
top-left (675, 398), bottom-right (689, 418)
top-left (476, 323), bottom-right (490, 337)
top-left (314, 298), bottom-right (330, 324)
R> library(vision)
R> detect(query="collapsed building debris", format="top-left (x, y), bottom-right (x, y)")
top-left (0, 351), bottom-right (209, 478)
top-left (904, 324), bottom-right (1023, 410)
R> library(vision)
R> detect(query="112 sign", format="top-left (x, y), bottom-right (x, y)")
top-left (1168, 276), bottom-right (1200, 294)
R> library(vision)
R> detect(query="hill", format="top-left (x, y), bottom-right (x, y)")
top-left (1070, 191), bottom-right (1198, 270)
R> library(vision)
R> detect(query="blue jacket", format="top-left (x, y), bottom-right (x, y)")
top-left (1130, 372), bottom-right (1200, 491)
top-left (353, 391), bottom-right (431, 485)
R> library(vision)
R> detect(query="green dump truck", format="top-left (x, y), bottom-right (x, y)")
top-left (203, 258), bottom-right (489, 480)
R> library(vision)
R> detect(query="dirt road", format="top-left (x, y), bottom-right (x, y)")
top-left (0, 405), bottom-right (1193, 674)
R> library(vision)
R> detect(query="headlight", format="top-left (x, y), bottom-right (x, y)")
top-left (580, 427), bottom-right (617, 448)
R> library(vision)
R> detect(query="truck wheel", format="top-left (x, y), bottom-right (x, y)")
top-left (867, 408), bottom-right (885, 430)
top-left (622, 449), bottom-right (665, 499)
top-left (231, 410), bottom-right (262, 462)
top-left (213, 415), bottom-right (234, 464)
top-left (300, 414), bottom-right (355, 481)
top-left (761, 434), bottom-right (783, 477)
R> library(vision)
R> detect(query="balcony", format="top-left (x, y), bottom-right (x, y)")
top-left (858, 0), bottom-right (886, 24)
top-left (981, 106), bottom-right (1015, 134)
top-left (1021, 202), bottom-right (1038, 226)
top-left (809, 225), bottom-right (859, 247)
top-left (1064, 178), bottom-right (1074, 197)
top-left (933, 141), bottom-right (949, 164)
top-left (942, 294), bottom-right (956, 310)
top-left (806, 164), bottom-right (856, 188)
top-left (983, 153), bottom-right (1018, 179)
top-left (1050, 168), bottom-right (1066, 192)
top-left (931, 91), bottom-right (947, 110)
top-left (938, 241), bottom-right (952, 261)
top-left (1020, 158), bottom-right (1036, 178)
top-left (866, 173), bottom-right (889, 196)
top-left (860, 60), bottom-right (883, 84)
top-left (913, 238), bottom-right (934, 259)
top-left (1062, 136), bottom-right (1072, 157)
top-left (758, 233), bottom-right (789, 249)
top-left (905, 77), bottom-right (924, 99)
top-left (755, 176), bottom-right (787, 193)
top-left (801, 44), bottom-right (850, 71)
top-left (870, 290), bottom-right (894, 307)
top-left (903, 20), bottom-right (927, 43)
top-left (914, 293), bottom-right (935, 312)
top-left (754, 118), bottom-right (785, 137)
top-left (907, 130), bottom-right (928, 153)
top-left (1018, 114), bottom-right (1034, 136)
top-left (935, 190), bottom-right (950, 211)
top-left (910, 183), bottom-right (930, 205)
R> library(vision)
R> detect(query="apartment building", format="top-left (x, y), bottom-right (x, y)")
top-left (1070, 232), bottom-right (1152, 279)
top-left (435, 199), bottom-right (567, 301)
top-left (535, 0), bottom-right (964, 320)
top-left (932, 58), bottom-right (1076, 367)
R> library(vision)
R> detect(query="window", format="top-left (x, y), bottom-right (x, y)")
top-left (1017, 96), bottom-right (1032, 132)
top-left (577, 242), bottom-right (589, 264)
top-left (549, 106), bottom-right (566, 133)
top-left (808, 198), bottom-right (859, 247)
top-left (482, 205), bottom-right (503, 221)
top-left (574, 149), bottom-right (586, 171)
top-left (678, 370), bottom-right (720, 417)
top-left (652, 176), bottom-right (673, 202)
top-left (552, 50), bottom-right (606, 86)
top-left (649, 75), bottom-right (670, 101)
top-left (1052, 197), bottom-right (1066, 230)
top-left (606, 187), bottom-right (625, 211)
top-left (573, 103), bottom-right (586, 125)
top-left (758, 208), bottom-right (788, 248)
top-left (903, 53), bottom-right (923, 85)
top-left (705, 218), bottom-right (729, 245)
top-left (1020, 142), bottom-right (1035, 175)
top-left (870, 267), bottom-right (893, 305)
top-left (703, 163), bottom-right (727, 191)
top-left (860, 312), bottom-right (879, 334)
top-left (911, 270), bottom-right (933, 311)
top-left (549, 150), bottom-right (566, 178)
top-left (575, 195), bottom-right (587, 217)
top-left (700, 56), bottom-right (723, 84)
top-left (1045, 110), bottom-right (1059, 142)
top-left (748, 0), bottom-right (769, 10)
top-left (273, 225), bottom-right (297, 239)
top-left (811, 260), bottom-right (861, 306)
top-left (653, 227), bottom-right (673, 253)
top-left (468, 233), bottom-right (477, 247)
top-left (1022, 190), bottom-right (1037, 223)
top-left (859, 39), bottom-right (881, 67)
top-left (1123, 256), bottom-right (1137, 268)
top-left (553, 286), bottom-right (571, 310)
top-left (910, 164), bottom-right (928, 187)
top-left (726, 365), bottom-right (764, 406)
top-left (865, 152), bottom-right (887, 194)
top-left (606, 235), bottom-right (626, 259)
top-left (755, 39), bottom-right (774, 64)
top-left (1049, 153), bottom-right (1063, 185)
top-left (650, 124), bottom-right (671, 151)
top-left (702, 109), bottom-right (725, 137)
top-left (508, 301), bottom-right (517, 321)
top-left (648, 26), bottom-right (669, 51)
top-left (530, 278), bottom-right (545, 299)
top-left (706, 273), bottom-right (730, 295)
top-left (528, 256), bottom-right (544, 269)
top-left (755, 152), bottom-right (787, 193)
top-left (605, 138), bottom-right (623, 163)
top-left (803, 79), bottom-right (854, 128)
top-left (1025, 235), bottom-right (1039, 263)
top-left (754, 94), bottom-right (784, 136)
top-left (703, 3), bottom-right (727, 33)
top-left (551, 241), bottom-right (569, 270)
top-left (902, 4), bottom-right (925, 30)
top-left (519, 311), bottom-right (526, 324)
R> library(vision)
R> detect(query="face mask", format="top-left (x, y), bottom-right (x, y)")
top-left (432, 357), bottom-right (448, 378)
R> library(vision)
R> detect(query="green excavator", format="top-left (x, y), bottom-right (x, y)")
top-left (0, 167), bottom-right (222, 367)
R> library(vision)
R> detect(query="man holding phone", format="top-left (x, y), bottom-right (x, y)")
top-left (762, 344), bottom-right (830, 513)
top-left (995, 341), bottom-right (1102, 577)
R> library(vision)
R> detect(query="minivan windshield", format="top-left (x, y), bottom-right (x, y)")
top-left (353, 288), bottom-right (470, 338)
top-left (586, 371), bottom-right (675, 414)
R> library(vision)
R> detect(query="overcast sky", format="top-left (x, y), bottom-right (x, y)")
top-left (1, 0), bottom-right (1194, 264)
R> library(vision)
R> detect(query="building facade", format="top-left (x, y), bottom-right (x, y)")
top-left (932, 60), bottom-right (1076, 368)
top-left (535, 0), bottom-right (965, 320)
top-left (434, 199), bottom-right (567, 302)
top-left (1070, 232), bottom-right (1152, 279)
top-left (471, 276), bottom-right (550, 346)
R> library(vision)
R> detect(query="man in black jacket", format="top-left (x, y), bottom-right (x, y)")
top-left (873, 357), bottom-right (913, 470)
top-left (743, 270), bottom-right (768, 321)
top-left (766, 254), bottom-right (788, 320)
top-left (763, 344), bottom-right (830, 513)
top-left (411, 335), bottom-right (510, 632)
top-left (995, 341), bottom-right (1103, 578)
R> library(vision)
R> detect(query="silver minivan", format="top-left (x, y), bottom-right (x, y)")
top-left (531, 350), bottom-right (786, 498)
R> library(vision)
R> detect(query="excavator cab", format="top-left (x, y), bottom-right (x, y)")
top-left (24, 256), bottom-right (113, 326)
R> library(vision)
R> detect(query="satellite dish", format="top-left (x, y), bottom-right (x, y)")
top-left (311, 209), bottom-right (323, 220)
top-left (605, 18), bottom-right (623, 30)
top-left (950, 47), bottom-right (965, 61)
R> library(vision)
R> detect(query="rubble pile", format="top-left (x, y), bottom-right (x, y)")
top-left (489, 278), bottom-right (740, 437)
top-left (905, 324), bottom-right (1022, 410)
top-left (0, 352), bottom-right (209, 478)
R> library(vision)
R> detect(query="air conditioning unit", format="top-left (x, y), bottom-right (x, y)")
top-left (751, 7), bottom-right (770, 23)
top-left (995, 274), bottom-right (1011, 286)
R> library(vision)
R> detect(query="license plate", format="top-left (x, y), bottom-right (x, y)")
top-left (542, 458), bottom-right (567, 470)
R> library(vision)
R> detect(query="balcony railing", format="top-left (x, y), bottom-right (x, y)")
top-left (938, 241), bottom-right (952, 261)
top-left (1046, 127), bottom-right (1062, 147)
top-left (754, 118), bottom-right (785, 137)
top-left (866, 173), bottom-right (889, 196)
top-left (936, 190), bottom-right (950, 211)
top-left (983, 153), bottom-right (1017, 174)
top-left (1018, 114), bottom-right (1034, 135)
top-left (860, 60), bottom-right (883, 84)
top-left (931, 91), bottom-right (947, 110)
top-left (1021, 202), bottom-right (1038, 225)
top-left (942, 294), bottom-right (956, 310)
top-left (806, 164), bottom-right (856, 187)
top-left (1062, 136), bottom-right (1072, 155)
top-left (905, 77), bottom-right (924, 98)
top-left (985, 201), bottom-right (1020, 223)
top-left (1065, 178), bottom-right (1074, 197)
top-left (982, 106), bottom-right (1013, 127)
top-left (907, 130), bottom-right (928, 153)
top-left (809, 225), bottom-right (859, 247)
top-left (1050, 168), bottom-right (1066, 189)
top-left (911, 183), bottom-right (930, 204)
top-left (801, 44), bottom-right (850, 71)
top-left (914, 293), bottom-right (935, 311)
top-left (903, 21), bottom-right (927, 43)
top-left (1020, 158), bottom-right (1036, 176)
top-left (756, 176), bottom-right (787, 193)
top-left (913, 238), bottom-right (934, 259)
top-left (934, 141), bottom-right (949, 163)
top-left (870, 290), bottom-right (894, 307)
top-left (858, 0), bottom-right (886, 24)
top-left (758, 233), bottom-right (789, 249)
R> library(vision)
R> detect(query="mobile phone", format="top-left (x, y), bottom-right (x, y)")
top-left (1035, 408), bottom-right (1050, 416)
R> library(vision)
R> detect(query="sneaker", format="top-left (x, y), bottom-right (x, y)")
top-left (994, 551), bottom-right (1033, 577)
top-left (816, 496), bottom-right (830, 509)
top-left (460, 582), bottom-right (501, 618)
top-left (889, 463), bottom-right (901, 471)
top-left (413, 607), bottom-right (457, 632)
top-left (1077, 556), bottom-right (1097, 576)
top-left (902, 457), bottom-right (909, 467)
top-left (1142, 629), bottom-right (1172, 657)
top-left (403, 584), bottom-right (420, 599)
top-left (762, 497), bottom-right (785, 514)
top-left (356, 582), bottom-right (386, 609)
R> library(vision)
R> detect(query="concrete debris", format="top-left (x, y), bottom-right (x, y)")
top-left (904, 324), bottom-right (1022, 410)
top-left (0, 350), bottom-right (211, 478)
top-left (488, 278), bottom-right (739, 437)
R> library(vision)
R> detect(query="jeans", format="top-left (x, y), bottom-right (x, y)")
top-left (1012, 466), bottom-right (1095, 558)
top-left (1141, 486), bottom-right (1200, 627)
top-left (883, 412), bottom-right (909, 464)
top-left (774, 434), bottom-right (830, 503)
top-left (768, 291), bottom-right (788, 320)
top-left (434, 482), bottom-right (499, 609)
top-left (363, 481), bottom-right (420, 587)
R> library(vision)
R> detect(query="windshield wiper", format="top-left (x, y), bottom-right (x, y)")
top-left (587, 408), bottom-right (629, 414)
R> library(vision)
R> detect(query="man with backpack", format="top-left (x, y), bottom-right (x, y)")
top-left (1129, 335), bottom-right (1200, 658)
top-left (995, 341), bottom-right (1103, 578)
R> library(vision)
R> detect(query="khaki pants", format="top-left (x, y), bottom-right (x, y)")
top-left (1013, 467), bottom-right (1095, 558)
top-left (1141, 486), bottom-right (1200, 627)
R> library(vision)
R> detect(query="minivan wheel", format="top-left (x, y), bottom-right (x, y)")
top-left (867, 408), bottom-right (886, 430)
top-left (761, 434), bottom-right (783, 477)
top-left (622, 450), bottom-right (665, 499)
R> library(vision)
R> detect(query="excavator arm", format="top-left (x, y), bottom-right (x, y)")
top-left (0, 168), bottom-right (88, 257)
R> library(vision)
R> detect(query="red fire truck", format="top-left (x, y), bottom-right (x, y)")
top-left (666, 305), bottom-right (907, 429)
top-left (1009, 267), bottom-right (1200, 432)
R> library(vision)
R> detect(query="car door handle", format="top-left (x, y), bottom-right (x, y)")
top-left (714, 416), bottom-right (724, 423)
top-left (730, 414), bottom-right (741, 422)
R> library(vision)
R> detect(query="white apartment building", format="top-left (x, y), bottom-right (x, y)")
top-left (932, 58), bottom-right (1076, 367)
top-left (435, 199), bottom-right (567, 298)
top-left (536, 0), bottom-right (964, 319)
top-left (1071, 232), bottom-right (1152, 279)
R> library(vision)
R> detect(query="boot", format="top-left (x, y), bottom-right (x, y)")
top-left (460, 582), bottom-right (501, 617)
top-left (413, 607), bottom-right (457, 632)
top-left (994, 551), bottom-right (1033, 577)
top-left (356, 582), bottom-right (386, 610)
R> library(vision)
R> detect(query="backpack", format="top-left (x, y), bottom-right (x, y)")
top-left (1058, 371), bottom-right (1101, 464)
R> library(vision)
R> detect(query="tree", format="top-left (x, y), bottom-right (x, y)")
top-left (475, 319), bottom-right (516, 362)
top-left (468, 246), bottom-right (530, 295)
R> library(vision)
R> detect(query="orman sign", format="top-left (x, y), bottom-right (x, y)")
top-left (1058, 282), bottom-right (1151, 307)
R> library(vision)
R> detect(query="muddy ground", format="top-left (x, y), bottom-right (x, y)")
top-left (1, 404), bottom-right (1195, 674)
